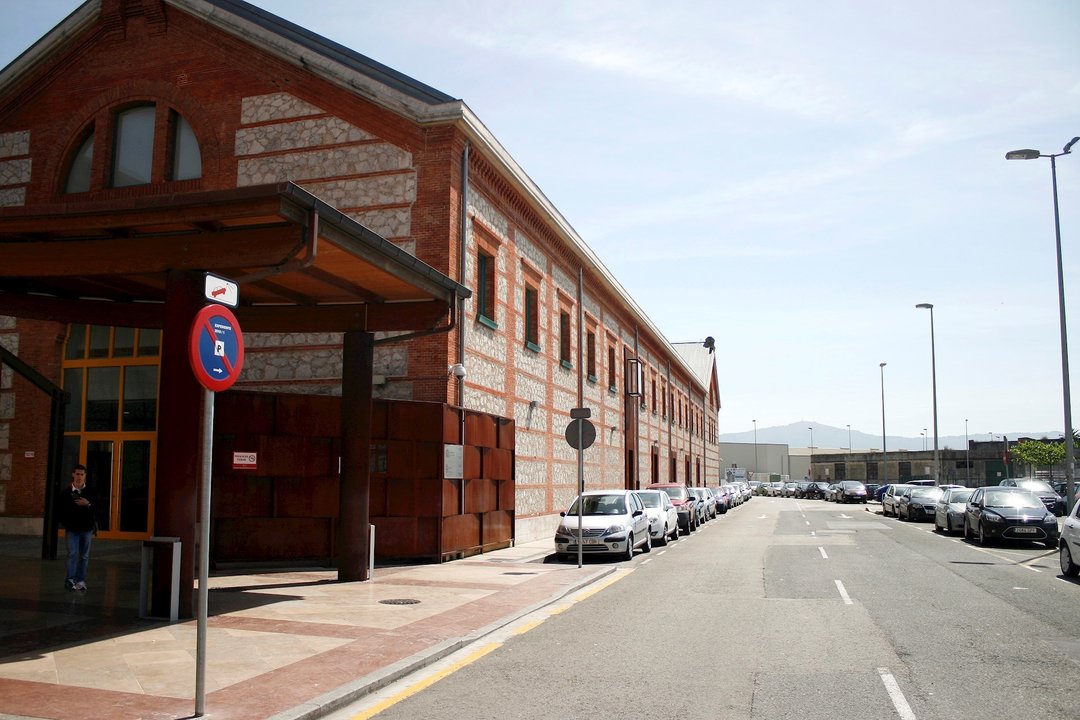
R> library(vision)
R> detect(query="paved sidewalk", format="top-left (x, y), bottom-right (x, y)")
top-left (0, 538), bottom-right (612, 720)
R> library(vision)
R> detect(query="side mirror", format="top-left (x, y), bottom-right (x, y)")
top-left (560, 511), bottom-right (566, 517)
top-left (633, 509), bottom-right (643, 517)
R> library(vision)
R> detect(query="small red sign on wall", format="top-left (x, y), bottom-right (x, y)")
top-left (233, 452), bottom-right (257, 470)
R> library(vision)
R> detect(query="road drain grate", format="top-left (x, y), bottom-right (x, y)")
top-left (379, 598), bottom-right (421, 605)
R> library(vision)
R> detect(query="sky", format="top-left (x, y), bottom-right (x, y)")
top-left (3, 1), bottom-right (1079, 442)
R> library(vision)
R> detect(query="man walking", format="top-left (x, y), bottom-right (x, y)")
top-left (58, 464), bottom-right (95, 591)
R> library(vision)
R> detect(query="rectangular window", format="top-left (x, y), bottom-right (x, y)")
top-left (834, 463), bottom-right (846, 481)
top-left (586, 331), bottom-right (596, 380)
top-left (607, 346), bottom-right (616, 390)
top-left (524, 285), bottom-right (540, 350)
top-left (476, 251), bottom-right (496, 325)
top-left (651, 375), bottom-right (657, 413)
top-left (559, 311), bottom-right (571, 367)
top-left (867, 462), bottom-right (879, 481)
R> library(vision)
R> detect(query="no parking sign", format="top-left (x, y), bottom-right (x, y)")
top-left (189, 304), bottom-right (244, 392)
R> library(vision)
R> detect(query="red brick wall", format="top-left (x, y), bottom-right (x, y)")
top-left (0, 318), bottom-right (65, 521)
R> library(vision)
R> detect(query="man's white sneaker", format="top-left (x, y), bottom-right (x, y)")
top-left (74, 581), bottom-right (87, 592)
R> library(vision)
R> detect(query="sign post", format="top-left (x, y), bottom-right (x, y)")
top-left (566, 408), bottom-right (594, 567)
top-left (188, 301), bottom-right (243, 718)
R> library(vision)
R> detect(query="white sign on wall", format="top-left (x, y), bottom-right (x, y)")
top-left (444, 444), bottom-right (464, 480)
top-left (232, 452), bottom-right (257, 470)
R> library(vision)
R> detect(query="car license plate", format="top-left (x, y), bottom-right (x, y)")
top-left (1014, 527), bottom-right (1037, 534)
top-left (582, 538), bottom-right (603, 544)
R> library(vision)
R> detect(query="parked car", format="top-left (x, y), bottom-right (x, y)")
top-left (648, 483), bottom-right (698, 533)
top-left (999, 478), bottom-right (1066, 516)
top-left (836, 480), bottom-right (869, 504)
top-left (769, 481), bottom-right (784, 497)
top-left (882, 484), bottom-right (915, 517)
top-left (794, 481), bottom-right (814, 498)
top-left (712, 485), bottom-right (731, 514)
top-left (635, 489), bottom-right (680, 546)
top-left (864, 483), bottom-right (881, 500)
top-left (806, 481), bottom-right (831, 500)
top-left (554, 490), bottom-right (651, 560)
top-left (963, 487), bottom-right (1060, 548)
top-left (897, 486), bottom-right (943, 521)
top-left (875, 484), bottom-right (892, 502)
top-left (824, 483), bottom-right (841, 502)
top-left (934, 487), bottom-right (974, 534)
top-left (1060, 496), bottom-right (1080, 577)
top-left (691, 487), bottom-right (715, 521)
top-left (735, 481), bottom-right (752, 503)
top-left (724, 483), bottom-right (743, 507)
top-left (782, 481), bottom-right (799, 497)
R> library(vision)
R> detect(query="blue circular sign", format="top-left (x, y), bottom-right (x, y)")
top-left (189, 304), bottom-right (244, 392)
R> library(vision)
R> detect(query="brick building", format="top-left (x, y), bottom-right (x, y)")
top-left (0, 0), bottom-right (720, 607)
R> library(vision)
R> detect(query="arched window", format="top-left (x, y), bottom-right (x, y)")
top-left (169, 111), bottom-right (201, 181)
top-left (111, 104), bottom-right (156, 187)
top-left (63, 103), bottom-right (202, 194)
top-left (65, 131), bottom-right (95, 194)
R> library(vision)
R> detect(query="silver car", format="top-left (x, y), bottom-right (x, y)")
top-left (635, 490), bottom-right (680, 545)
top-left (934, 487), bottom-right (973, 534)
top-left (554, 490), bottom-right (651, 561)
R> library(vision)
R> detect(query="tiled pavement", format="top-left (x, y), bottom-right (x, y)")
top-left (0, 537), bottom-right (611, 720)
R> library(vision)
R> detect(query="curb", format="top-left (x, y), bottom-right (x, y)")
top-left (269, 564), bottom-right (616, 720)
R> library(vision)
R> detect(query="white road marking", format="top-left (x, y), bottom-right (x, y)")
top-left (819, 547), bottom-right (828, 559)
top-left (641, 558), bottom-right (652, 565)
top-left (834, 579), bottom-right (853, 605)
top-left (839, 514), bottom-right (852, 519)
top-left (758, 515), bottom-right (768, 519)
top-left (877, 668), bottom-right (918, 720)
top-left (805, 520), bottom-right (811, 526)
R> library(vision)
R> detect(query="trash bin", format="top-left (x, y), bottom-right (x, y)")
top-left (139, 536), bottom-right (180, 622)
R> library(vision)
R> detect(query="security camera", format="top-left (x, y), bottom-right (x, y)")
top-left (449, 363), bottom-right (467, 379)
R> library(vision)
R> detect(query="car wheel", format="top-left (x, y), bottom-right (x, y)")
top-left (669, 523), bottom-right (678, 542)
top-left (964, 519), bottom-right (971, 541)
top-left (657, 525), bottom-right (668, 546)
top-left (1061, 544), bottom-right (1080, 577)
top-left (945, 517), bottom-right (952, 534)
top-left (978, 522), bottom-right (988, 546)
top-left (623, 533), bottom-right (635, 561)
top-left (642, 532), bottom-right (651, 553)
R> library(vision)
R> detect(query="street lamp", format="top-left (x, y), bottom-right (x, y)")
top-left (847, 424), bottom-right (852, 454)
top-left (916, 303), bottom-right (940, 485)
top-left (1007, 136), bottom-right (1078, 511)
top-left (753, 419), bottom-right (758, 474)
top-left (880, 363), bottom-right (888, 484)
top-left (808, 426), bottom-right (814, 479)
top-left (921, 430), bottom-right (926, 451)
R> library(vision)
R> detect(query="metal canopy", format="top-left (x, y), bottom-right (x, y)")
top-left (0, 182), bottom-right (468, 332)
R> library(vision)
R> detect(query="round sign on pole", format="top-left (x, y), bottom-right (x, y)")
top-left (565, 418), bottom-right (596, 449)
top-left (189, 304), bottom-right (245, 392)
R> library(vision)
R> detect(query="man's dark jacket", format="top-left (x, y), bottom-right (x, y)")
top-left (57, 485), bottom-right (96, 533)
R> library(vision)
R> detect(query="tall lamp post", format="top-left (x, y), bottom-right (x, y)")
top-left (916, 303), bottom-right (940, 485)
top-left (880, 363), bottom-right (888, 484)
top-left (808, 426), bottom-right (814, 479)
top-left (921, 430), bottom-right (926, 451)
top-left (847, 424), bottom-right (852, 454)
top-left (753, 419), bottom-right (759, 474)
top-left (1007, 136), bottom-right (1078, 511)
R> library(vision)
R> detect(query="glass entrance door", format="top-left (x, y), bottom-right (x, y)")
top-left (84, 438), bottom-right (155, 536)
top-left (62, 324), bottom-right (160, 540)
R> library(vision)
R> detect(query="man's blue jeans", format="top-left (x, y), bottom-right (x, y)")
top-left (66, 530), bottom-right (93, 583)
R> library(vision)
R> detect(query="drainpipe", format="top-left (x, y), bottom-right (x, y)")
top-left (457, 142), bottom-right (470, 518)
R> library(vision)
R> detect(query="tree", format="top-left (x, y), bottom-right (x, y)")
top-left (1010, 439), bottom-right (1065, 475)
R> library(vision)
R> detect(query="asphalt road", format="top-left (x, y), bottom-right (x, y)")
top-left (325, 497), bottom-right (1080, 720)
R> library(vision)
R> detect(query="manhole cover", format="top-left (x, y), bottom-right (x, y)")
top-left (379, 598), bottom-right (421, 605)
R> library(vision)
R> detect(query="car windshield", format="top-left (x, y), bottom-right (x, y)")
top-left (656, 486), bottom-right (688, 501)
top-left (1015, 479), bottom-right (1054, 493)
top-left (841, 482), bottom-right (864, 489)
top-left (981, 489), bottom-right (1043, 509)
top-left (637, 493), bottom-right (661, 508)
top-left (946, 490), bottom-right (973, 504)
top-left (910, 488), bottom-right (943, 500)
top-left (567, 494), bottom-right (627, 515)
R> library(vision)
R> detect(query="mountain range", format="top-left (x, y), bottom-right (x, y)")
top-left (719, 422), bottom-right (1061, 451)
